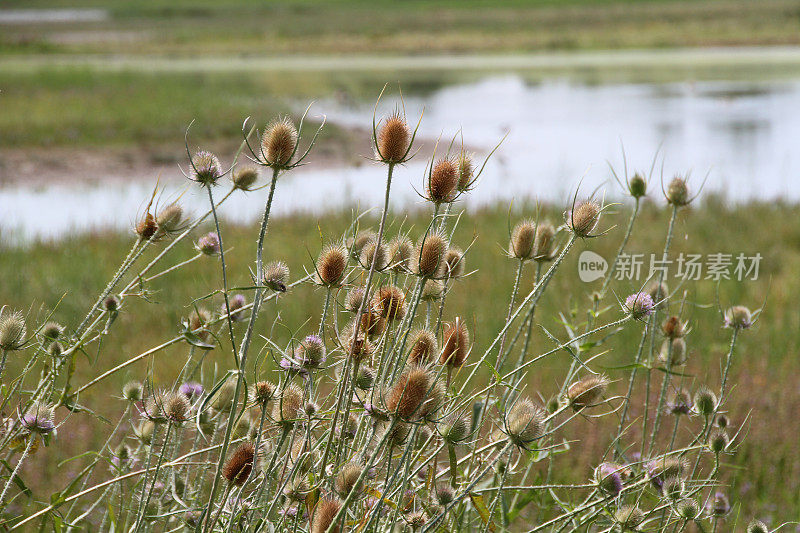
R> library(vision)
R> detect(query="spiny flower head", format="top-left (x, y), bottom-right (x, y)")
top-left (648, 281), bottom-right (669, 308)
top-left (594, 462), bottom-right (624, 495)
top-left (359, 239), bottom-right (389, 271)
top-left (355, 366), bottom-right (375, 390)
top-left (122, 381), bottom-right (144, 402)
top-left (232, 165), bottom-right (259, 190)
top-left (667, 388), bottom-right (693, 415)
top-left (662, 476), bottom-right (684, 500)
top-left (441, 247), bottom-right (465, 279)
top-left (334, 462), bottom-right (363, 498)
top-left (155, 203), bottom-right (184, 237)
top-left (420, 279), bottom-right (445, 301)
top-left (646, 456), bottom-right (687, 489)
top-left (0, 310), bottom-right (26, 350)
top-left (342, 326), bottom-right (374, 363)
top-left (41, 321), bottom-right (64, 341)
top-left (708, 429), bottom-right (730, 454)
top-left (345, 287), bottom-right (365, 313)
top-left (614, 505), bottom-right (644, 530)
top-left (274, 383), bottom-right (303, 426)
top-left (408, 329), bottom-right (437, 365)
top-left (724, 305), bottom-right (753, 329)
top-left (164, 391), bottom-right (191, 424)
top-left (693, 386), bottom-right (718, 417)
top-left (435, 484), bottom-right (454, 505)
top-left (666, 175), bottom-right (691, 206)
top-left (225, 293), bottom-right (247, 321)
top-left (296, 334), bottom-right (327, 368)
top-left (533, 221), bottom-right (558, 261)
top-left (387, 366), bottom-right (433, 420)
top-left (263, 261), bottom-right (289, 292)
top-left (413, 231), bottom-right (448, 278)
top-left (708, 491), bottom-right (731, 516)
top-left (440, 317), bottom-right (470, 368)
top-left (373, 285), bottom-right (407, 322)
top-left (179, 382), bottom-right (203, 399)
top-left (659, 337), bottom-right (688, 366)
top-left (624, 292), bottom-right (655, 320)
top-left (662, 315), bottom-right (687, 338)
top-left (509, 220), bottom-right (536, 260)
top-left (628, 171), bottom-right (648, 198)
top-left (191, 150), bottom-right (223, 185)
top-left (252, 381), bottom-right (276, 405)
top-left (261, 116), bottom-right (298, 167)
top-left (568, 200), bottom-right (601, 237)
top-left (376, 110), bottom-right (410, 164)
top-left (316, 245), bottom-right (348, 286)
top-left (427, 157), bottom-right (458, 204)
top-left (310, 497), bottom-right (342, 533)
top-left (135, 212), bottom-right (158, 241)
top-left (567, 375), bottom-right (610, 409)
top-left (747, 519), bottom-right (769, 533)
top-left (505, 398), bottom-right (546, 447)
top-left (456, 151), bottom-right (475, 192)
top-left (103, 295), bottom-right (120, 312)
top-left (357, 309), bottom-right (387, 339)
top-left (438, 413), bottom-right (469, 444)
top-left (222, 442), bottom-right (255, 486)
top-left (676, 498), bottom-right (701, 519)
top-left (20, 402), bottom-right (55, 434)
top-left (143, 391), bottom-right (167, 423)
top-left (196, 232), bottom-right (221, 255)
top-left (389, 235), bottom-right (414, 272)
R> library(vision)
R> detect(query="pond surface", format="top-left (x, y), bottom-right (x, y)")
top-left (3, 69), bottom-right (800, 243)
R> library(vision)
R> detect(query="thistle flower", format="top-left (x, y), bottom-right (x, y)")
top-left (389, 235), bottom-right (414, 272)
top-left (134, 420), bottom-right (155, 445)
top-left (509, 220), bottom-right (536, 260)
top-left (387, 366), bottom-right (433, 420)
top-left (624, 292), bottom-right (655, 320)
top-left (193, 232), bottom-right (219, 256)
top-left (232, 166), bottom-right (259, 190)
top-left (693, 387), bottom-right (718, 417)
top-left (143, 392), bottom-right (167, 423)
top-left (135, 212), bottom-right (158, 241)
top-left (666, 175), bottom-right (691, 207)
top-left (441, 247), bottom-right (465, 279)
top-left (0, 310), bottom-right (26, 350)
top-left (179, 382), bottom-right (204, 399)
top-left (345, 287), bottom-right (365, 313)
top-left (191, 150), bottom-right (223, 185)
top-left (659, 337), bottom-right (688, 366)
top-left (316, 245), bottom-right (348, 286)
top-left (373, 285), bottom-right (407, 321)
top-left (376, 111), bottom-right (410, 164)
top-left (261, 116), bottom-right (298, 168)
top-left (274, 383), bottom-right (303, 426)
top-left (708, 429), bottom-right (730, 454)
top-left (675, 498), bottom-right (701, 520)
top-left (594, 463), bottom-right (624, 495)
top-left (614, 505), bottom-right (644, 530)
top-left (505, 398), bottom-right (546, 447)
top-left (155, 203), bottom-right (184, 237)
top-left (41, 322), bottom-right (63, 341)
top-left (296, 334), bottom-right (327, 368)
top-left (20, 402), bottom-right (55, 434)
top-left (440, 317), bottom-right (469, 368)
top-left (567, 375), bottom-right (610, 409)
top-left (359, 239), bottom-right (389, 271)
top-left (747, 519), bottom-right (769, 533)
top-left (263, 261), bottom-right (289, 292)
top-left (533, 221), bottom-right (558, 262)
top-left (628, 171), bottom-right (648, 198)
top-left (724, 305), bottom-right (753, 329)
top-left (427, 157), bottom-right (458, 204)
top-left (456, 151), bottom-right (475, 192)
top-left (334, 462), bottom-right (363, 498)
top-left (662, 315), bottom-right (687, 338)
top-left (222, 442), bottom-right (255, 486)
top-left (413, 231), bottom-right (448, 278)
top-left (225, 293), bottom-right (247, 321)
top-left (568, 200), bottom-right (601, 237)
top-left (310, 497), bottom-right (342, 533)
top-left (667, 388), bottom-right (693, 415)
top-left (408, 329), bottom-right (437, 365)
top-left (708, 492), bottom-right (731, 516)
top-left (252, 381), bottom-right (276, 405)
top-left (164, 391), bottom-right (191, 424)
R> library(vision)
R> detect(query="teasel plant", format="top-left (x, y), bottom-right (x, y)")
top-left (0, 88), bottom-right (773, 533)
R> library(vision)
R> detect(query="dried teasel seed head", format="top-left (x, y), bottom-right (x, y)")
top-left (747, 519), bottom-right (769, 533)
top-left (373, 285), bottom-right (407, 322)
top-left (594, 462), bottom-right (624, 495)
top-left (0, 310), bottom-right (26, 350)
top-left (334, 462), bottom-right (363, 498)
top-left (383, 420), bottom-right (410, 445)
top-left (419, 380), bottom-right (446, 420)
top-left (628, 172), bottom-right (648, 198)
top-left (406, 511), bottom-right (427, 530)
top-left (342, 326), bottom-right (374, 363)
top-left (614, 505), bottom-right (644, 530)
top-left (676, 498), bottom-right (701, 519)
top-left (310, 497), bottom-right (342, 533)
top-left (296, 334), bottom-right (326, 368)
top-left (135, 212), bottom-right (158, 241)
top-left (355, 366), bottom-right (376, 390)
top-left (283, 477), bottom-right (310, 501)
top-left (435, 484), bottom-right (454, 505)
top-left (438, 414), bottom-right (469, 444)
top-left (533, 221), bottom-right (557, 261)
top-left (389, 235), bottom-right (414, 272)
top-left (659, 337), bottom-right (688, 366)
top-left (408, 329), bottom-right (437, 365)
top-left (693, 386), bottom-right (718, 417)
top-left (567, 375), bottom-right (610, 409)
top-left (648, 281), bottom-right (669, 308)
top-left (196, 231), bottom-right (221, 255)
top-left (263, 261), bottom-right (289, 292)
top-left (191, 150), bottom-right (223, 185)
top-left (376, 111), bottom-right (410, 164)
top-left (666, 175), bottom-right (691, 206)
top-left (420, 279), bottom-right (445, 301)
top-left (506, 398), bottom-right (546, 446)
top-left (413, 231), bottom-right (448, 278)
top-left (41, 321), bottom-right (64, 341)
top-left (441, 247), bottom-right (465, 279)
top-left (509, 220), bottom-right (536, 260)
top-left (708, 429), bottom-right (730, 454)
top-left (357, 309), bottom-right (386, 339)
top-left (103, 295), bottom-right (120, 312)
top-left (427, 157), bottom-right (458, 204)
top-left (724, 305), bottom-right (753, 329)
top-left (345, 287), bottom-right (365, 313)
top-left (662, 315), bottom-right (687, 338)
top-left (164, 391), bottom-right (191, 424)
top-left (232, 166), bottom-right (259, 190)
top-left (662, 476), bottom-right (685, 500)
top-left (568, 200), bottom-right (601, 237)
top-left (316, 245), bottom-right (348, 287)
top-left (222, 442), bottom-right (255, 486)
top-left (155, 203), bottom-right (184, 237)
top-left (135, 420), bottom-right (155, 445)
top-left (348, 229), bottom-right (376, 258)
top-left (261, 116), bottom-right (298, 167)
top-left (274, 383), bottom-right (303, 426)
top-left (440, 317), bottom-right (470, 368)
top-left (143, 392), bottom-right (167, 423)
top-left (359, 240), bottom-right (389, 271)
top-left (387, 366), bottom-right (433, 420)
top-left (252, 381), bottom-right (276, 405)
top-left (456, 152), bottom-right (474, 192)
top-left (225, 293), bottom-right (247, 321)
top-left (667, 388), bottom-right (693, 416)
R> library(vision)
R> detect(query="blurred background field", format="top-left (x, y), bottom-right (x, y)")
top-left (2, 0), bottom-right (800, 527)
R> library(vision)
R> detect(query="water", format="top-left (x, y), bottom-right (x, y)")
top-left (0, 9), bottom-right (108, 24)
top-left (3, 73), bottom-right (799, 243)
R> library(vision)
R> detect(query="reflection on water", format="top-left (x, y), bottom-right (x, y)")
top-left (0, 9), bottom-right (108, 24)
top-left (3, 75), bottom-right (799, 243)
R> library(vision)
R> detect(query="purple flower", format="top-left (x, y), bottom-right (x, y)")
top-left (625, 292), bottom-right (655, 320)
top-left (595, 463), bottom-right (623, 495)
top-left (197, 232), bottom-right (221, 255)
top-left (296, 334), bottom-right (326, 368)
top-left (225, 294), bottom-right (247, 321)
top-left (278, 357), bottom-right (308, 378)
top-left (20, 403), bottom-right (55, 434)
top-left (180, 382), bottom-right (204, 399)
top-left (707, 492), bottom-right (731, 516)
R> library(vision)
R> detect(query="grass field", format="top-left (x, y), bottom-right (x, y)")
top-left (2, 196), bottom-right (798, 522)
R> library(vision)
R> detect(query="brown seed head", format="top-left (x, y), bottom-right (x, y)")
top-left (662, 316), bottom-right (687, 338)
top-left (567, 375), bottom-right (610, 409)
top-left (156, 203), bottom-right (184, 237)
top-left (342, 326), bottom-right (374, 363)
top-left (345, 287), bottom-right (365, 313)
top-left (232, 166), bottom-right (259, 190)
top-left (334, 462), bottom-right (363, 498)
top-left (358, 309), bottom-right (387, 338)
top-left (569, 201), bottom-right (601, 237)
top-left (441, 247), bottom-right (465, 279)
top-left (456, 152), bottom-right (475, 191)
top-left (222, 442), bottom-right (255, 486)
top-left (310, 497), bottom-right (342, 533)
top-left (389, 235), bottom-right (414, 272)
top-left (533, 221), bottom-right (557, 261)
top-left (252, 381), bottom-right (276, 405)
top-left (136, 212), bottom-right (158, 241)
top-left (376, 112), bottom-right (410, 163)
top-left (164, 391), bottom-right (191, 423)
top-left (427, 158), bottom-right (458, 204)
top-left (261, 116), bottom-right (298, 167)
top-left (387, 366), bottom-right (433, 420)
top-left (666, 176), bottom-right (690, 206)
top-left (408, 329), bottom-right (437, 365)
top-left (317, 245), bottom-right (348, 286)
top-left (274, 383), bottom-right (303, 426)
top-left (506, 398), bottom-right (546, 446)
top-left (509, 220), bottom-right (536, 260)
top-left (440, 317), bottom-right (470, 368)
top-left (359, 240), bottom-right (389, 271)
top-left (414, 231), bottom-right (448, 277)
top-left (373, 285), bottom-right (407, 321)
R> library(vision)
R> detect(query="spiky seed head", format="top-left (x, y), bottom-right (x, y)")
top-left (725, 305), bottom-right (753, 329)
top-left (191, 150), bottom-right (223, 185)
top-left (155, 203), bottom-right (184, 237)
top-left (358, 309), bottom-right (386, 339)
top-left (103, 295), bottom-right (120, 312)
top-left (709, 492), bottom-right (731, 516)
top-left (666, 176), bottom-right (690, 206)
top-left (533, 221), bottom-right (557, 261)
top-left (387, 366), bottom-right (432, 420)
top-left (48, 341), bottom-right (63, 357)
top-left (274, 383), bottom-right (303, 426)
top-left (188, 307), bottom-right (212, 333)
top-left (143, 392), bottom-right (167, 423)
top-left (113, 443), bottom-right (133, 466)
top-left (41, 322), bottom-right (63, 341)
top-left (708, 429), bottom-right (730, 454)
top-left (225, 293), bottom-right (247, 321)
top-left (20, 402), bottom-right (55, 434)
top-left (667, 388), bottom-right (693, 416)
top-left (506, 398), bottom-right (546, 446)
top-left (296, 334), bottom-right (326, 368)
top-left (211, 378), bottom-right (237, 412)
top-left (383, 421), bottom-right (410, 445)
top-left (659, 337), bottom-right (688, 366)
top-left (646, 457), bottom-right (688, 488)
top-left (567, 375), bottom-right (610, 409)
top-left (373, 286), bottom-right (407, 322)
top-left (355, 366), bottom-right (376, 390)
top-left (406, 511), bottom-right (427, 530)
top-left (253, 381), bottom-right (276, 405)
top-left (232, 166), bottom-right (259, 190)
top-left (456, 152), bottom-right (474, 191)
top-left (648, 281), bottom-right (669, 308)
top-left (435, 484), bottom-right (454, 505)
top-left (310, 497), bottom-right (342, 533)
top-left (389, 235), bottom-right (414, 272)
top-left (628, 172), bottom-right (648, 198)
top-left (0, 311), bottom-right (26, 350)
top-left (334, 462), bottom-right (363, 498)
top-left (222, 442), bottom-right (255, 486)
top-left (304, 401), bottom-right (318, 417)
top-left (342, 326), bottom-right (374, 363)
top-left (569, 200), bottom-right (601, 237)
top-left (676, 498), bottom-right (700, 519)
top-left (715, 413), bottom-right (729, 429)
top-left (624, 292), bottom-right (655, 320)
top-left (376, 111), bottom-right (410, 164)
top-left (261, 116), bottom-right (298, 167)
top-left (420, 280), bottom-right (445, 301)
top-left (693, 387), bottom-right (718, 417)
top-left (283, 477), bottom-right (310, 501)
top-left (196, 231), bottom-right (220, 255)
top-left (345, 287), bottom-right (365, 313)
top-left (594, 463), bottom-right (624, 495)
top-left (440, 317), bottom-right (470, 368)
top-left (662, 316), bottom-right (687, 338)
top-left (509, 220), bottom-right (536, 260)
top-left (348, 229), bottom-right (376, 258)
top-left (747, 519), bottom-right (769, 533)
top-left (614, 505), bottom-right (644, 530)
top-left (359, 240), bottom-right (389, 271)
top-left (414, 231), bottom-right (448, 277)
top-left (408, 329), bottom-right (437, 365)
top-left (419, 380), bottom-right (446, 420)
top-left (316, 245), bottom-right (348, 286)
top-left (441, 248), bottom-right (465, 279)
top-left (438, 414), bottom-right (469, 444)
top-left (662, 476), bottom-right (684, 500)
top-left (135, 212), bottom-right (158, 241)
top-left (428, 157), bottom-right (458, 204)
top-left (263, 261), bottom-right (289, 292)
top-left (164, 392), bottom-right (191, 424)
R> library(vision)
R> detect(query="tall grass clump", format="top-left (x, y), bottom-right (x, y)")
top-left (0, 88), bottom-right (776, 532)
